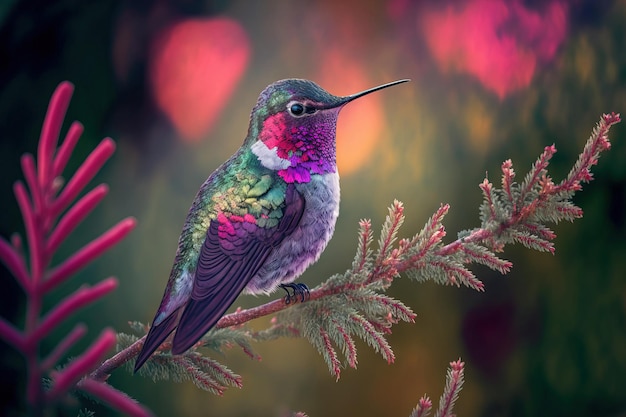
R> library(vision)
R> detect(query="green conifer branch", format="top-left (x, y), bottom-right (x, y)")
top-left (90, 113), bottom-right (619, 416)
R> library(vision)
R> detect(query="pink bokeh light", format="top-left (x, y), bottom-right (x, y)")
top-left (421, 0), bottom-right (568, 98)
top-left (149, 17), bottom-right (250, 142)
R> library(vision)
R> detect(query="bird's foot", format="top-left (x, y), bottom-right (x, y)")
top-left (280, 283), bottom-right (310, 304)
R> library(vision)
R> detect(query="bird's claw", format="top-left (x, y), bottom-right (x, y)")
top-left (280, 283), bottom-right (310, 304)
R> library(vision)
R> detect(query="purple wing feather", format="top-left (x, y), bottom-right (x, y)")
top-left (170, 225), bottom-right (270, 354)
top-left (171, 184), bottom-right (305, 355)
top-left (134, 306), bottom-right (182, 372)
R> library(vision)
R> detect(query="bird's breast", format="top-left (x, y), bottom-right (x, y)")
top-left (244, 172), bottom-right (340, 294)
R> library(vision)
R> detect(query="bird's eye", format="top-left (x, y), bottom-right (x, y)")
top-left (288, 102), bottom-right (305, 116)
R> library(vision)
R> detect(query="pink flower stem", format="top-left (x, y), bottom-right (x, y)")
top-left (0, 237), bottom-right (31, 293)
top-left (14, 182), bottom-right (42, 291)
top-left (14, 170), bottom-right (47, 409)
top-left (21, 154), bottom-right (44, 218)
top-left (0, 317), bottom-right (24, 351)
top-left (47, 328), bottom-right (117, 399)
top-left (46, 184), bottom-right (109, 255)
top-left (50, 138), bottom-right (116, 221)
top-left (38, 81), bottom-right (73, 189)
top-left (32, 278), bottom-right (118, 344)
top-left (14, 178), bottom-right (46, 407)
top-left (43, 218), bottom-right (136, 292)
top-left (51, 121), bottom-right (83, 181)
top-left (22, 82), bottom-right (77, 412)
top-left (0, 81), bottom-right (142, 416)
top-left (41, 323), bottom-right (87, 370)
top-left (77, 378), bottom-right (155, 417)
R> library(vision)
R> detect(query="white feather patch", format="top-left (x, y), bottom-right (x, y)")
top-left (251, 140), bottom-right (291, 170)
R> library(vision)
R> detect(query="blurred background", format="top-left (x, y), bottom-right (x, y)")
top-left (1, 0), bottom-right (625, 416)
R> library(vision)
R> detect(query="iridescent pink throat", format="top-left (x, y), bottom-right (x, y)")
top-left (259, 112), bottom-right (337, 183)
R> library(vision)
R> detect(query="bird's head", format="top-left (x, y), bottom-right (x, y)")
top-left (246, 78), bottom-right (408, 183)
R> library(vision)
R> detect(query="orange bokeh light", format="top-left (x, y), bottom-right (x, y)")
top-left (317, 50), bottom-right (386, 176)
top-left (149, 17), bottom-right (250, 142)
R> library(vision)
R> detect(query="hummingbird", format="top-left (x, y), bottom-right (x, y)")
top-left (134, 78), bottom-right (409, 372)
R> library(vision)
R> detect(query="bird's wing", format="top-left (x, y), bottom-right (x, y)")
top-left (171, 184), bottom-right (305, 354)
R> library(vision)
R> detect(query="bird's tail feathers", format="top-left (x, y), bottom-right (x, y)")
top-left (133, 308), bottom-right (181, 373)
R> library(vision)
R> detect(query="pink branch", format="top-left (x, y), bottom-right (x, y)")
top-left (217, 295), bottom-right (303, 329)
top-left (214, 275), bottom-right (404, 332)
top-left (78, 379), bottom-right (155, 417)
top-left (89, 283), bottom-right (352, 381)
top-left (90, 335), bottom-right (146, 381)
top-left (50, 138), bottom-right (116, 220)
top-left (38, 81), bottom-right (74, 187)
top-left (47, 328), bottom-right (117, 399)
top-left (43, 218), bottom-right (136, 292)
top-left (436, 228), bottom-right (493, 257)
top-left (33, 278), bottom-right (118, 344)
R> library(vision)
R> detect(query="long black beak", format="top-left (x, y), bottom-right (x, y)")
top-left (325, 79), bottom-right (410, 109)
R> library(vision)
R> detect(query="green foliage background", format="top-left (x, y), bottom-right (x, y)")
top-left (0, 1), bottom-right (624, 416)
